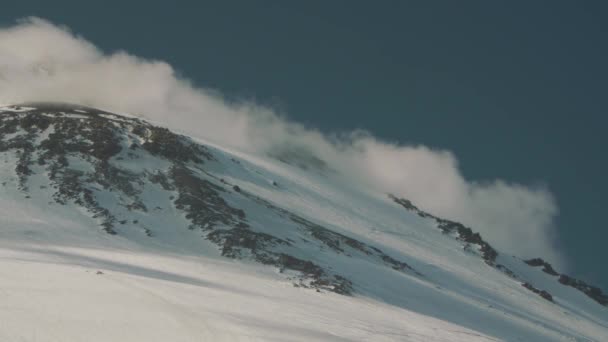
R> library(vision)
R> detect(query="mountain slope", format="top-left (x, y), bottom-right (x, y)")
top-left (1, 103), bottom-right (607, 341)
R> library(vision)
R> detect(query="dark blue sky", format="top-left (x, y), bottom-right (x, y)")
top-left (2, 1), bottom-right (607, 288)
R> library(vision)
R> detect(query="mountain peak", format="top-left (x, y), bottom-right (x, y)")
top-left (1, 103), bottom-right (607, 341)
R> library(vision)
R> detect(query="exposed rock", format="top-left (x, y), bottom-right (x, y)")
top-left (524, 258), bottom-right (559, 276)
top-left (6, 103), bottom-right (606, 306)
top-left (522, 282), bottom-right (554, 302)
top-left (558, 275), bottom-right (608, 306)
top-left (496, 264), bottom-right (517, 279)
top-left (3, 103), bottom-right (363, 294)
top-left (390, 194), bottom-right (497, 264)
top-left (170, 165), bottom-right (246, 231)
top-left (137, 126), bottom-right (212, 164)
top-left (241, 190), bottom-right (420, 276)
top-left (523, 258), bottom-right (608, 306)
top-left (390, 194), bottom-right (608, 308)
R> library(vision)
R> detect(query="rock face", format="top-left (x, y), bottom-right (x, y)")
top-left (3, 102), bottom-right (608, 342)
top-left (390, 194), bottom-right (608, 307)
top-left (2, 102), bottom-right (607, 309)
top-left (558, 275), bottom-right (608, 306)
top-left (523, 257), bottom-right (608, 306)
top-left (390, 195), bottom-right (498, 264)
top-left (0, 103), bottom-right (419, 295)
top-left (522, 282), bottom-right (554, 302)
top-left (525, 258), bottom-right (559, 276)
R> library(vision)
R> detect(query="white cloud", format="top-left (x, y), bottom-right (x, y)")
top-left (0, 17), bottom-right (563, 266)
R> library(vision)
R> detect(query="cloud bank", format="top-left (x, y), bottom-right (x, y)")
top-left (0, 18), bottom-right (561, 266)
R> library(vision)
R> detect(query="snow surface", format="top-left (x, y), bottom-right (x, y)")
top-left (0, 106), bottom-right (607, 341)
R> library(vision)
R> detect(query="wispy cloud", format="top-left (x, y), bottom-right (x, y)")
top-left (0, 17), bottom-right (562, 266)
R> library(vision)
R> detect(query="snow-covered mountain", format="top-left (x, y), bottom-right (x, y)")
top-left (1, 102), bottom-right (606, 341)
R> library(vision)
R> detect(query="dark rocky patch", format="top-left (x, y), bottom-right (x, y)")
top-left (170, 165), bottom-right (246, 231)
top-left (277, 254), bottom-right (353, 294)
top-left (523, 259), bottom-right (608, 306)
top-left (169, 165), bottom-right (357, 294)
top-left (436, 219), bottom-right (498, 264)
top-left (0, 104), bottom-right (150, 234)
top-left (1, 103), bottom-right (419, 297)
top-left (50, 167), bottom-right (118, 235)
top-left (19, 112), bottom-right (52, 132)
top-left (558, 275), bottom-right (608, 306)
top-left (0, 126), bottom-right (37, 190)
top-left (290, 214), bottom-right (418, 274)
top-left (136, 126), bottom-right (212, 164)
top-left (148, 171), bottom-right (175, 191)
top-left (0, 116), bottom-right (20, 140)
top-left (240, 189), bottom-right (419, 276)
top-left (524, 258), bottom-right (559, 276)
top-left (496, 264), bottom-right (517, 279)
top-left (522, 282), bottom-right (554, 302)
top-left (208, 226), bottom-right (289, 258)
top-left (391, 194), bottom-right (608, 308)
top-left (14, 135), bottom-right (35, 190)
top-left (94, 161), bottom-right (140, 196)
top-left (390, 194), bottom-right (497, 264)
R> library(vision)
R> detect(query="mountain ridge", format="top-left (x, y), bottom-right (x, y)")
top-left (1, 102), bottom-right (607, 341)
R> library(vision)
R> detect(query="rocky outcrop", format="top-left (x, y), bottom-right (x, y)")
top-left (0, 103), bottom-right (418, 296)
top-left (390, 194), bottom-right (497, 264)
top-left (390, 194), bottom-right (608, 308)
top-left (524, 258), bottom-right (608, 307)
top-left (558, 275), bottom-right (608, 306)
top-left (4, 103), bottom-right (605, 306)
top-left (522, 282), bottom-right (554, 302)
top-left (524, 258), bottom-right (559, 276)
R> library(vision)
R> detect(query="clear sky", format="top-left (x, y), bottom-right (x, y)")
top-left (2, 1), bottom-right (606, 288)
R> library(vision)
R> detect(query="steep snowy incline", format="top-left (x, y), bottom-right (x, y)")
top-left (0, 103), bottom-right (606, 341)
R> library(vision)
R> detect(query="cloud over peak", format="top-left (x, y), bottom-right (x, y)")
top-left (0, 17), bottom-right (562, 266)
